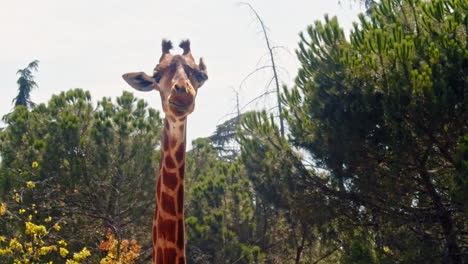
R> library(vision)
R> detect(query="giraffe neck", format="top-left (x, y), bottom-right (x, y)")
top-left (153, 116), bottom-right (187, 264)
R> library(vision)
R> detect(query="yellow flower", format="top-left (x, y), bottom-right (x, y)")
top-left (26, 181), bottom-right (36, 189)
top-left (13, 193), bottom-right (21, 203)
top-left (0, 203), bottom-right (6, 216)
top-left (53, 223), bottom-right (61, 231)
top-left (28, 214), bottom-right (33, 220)
top-left (18, 209), bottom-right (26, 214)
top-left (0, 236), bottom-right (6, 242)
top-left (9, 238), bottom-right (23, 252)
top-left (25, 222), bottom-right (48, 235)
top-left (58, 240), bottom-right (67, 247)
top-left (44, 216), bottom-right (52, 222)
top-left (0, 248), bottom-right (13, 255)
top-left (383, 246), bottom-right (393, 255)
top-left (38, 246), bottom-right (54, 255)
top-left (60, 247), bottom-right (69, 258)
top-left (73, 247), bottom-right (91, 261)
top-left (32, 161), bottom-right (39, 168)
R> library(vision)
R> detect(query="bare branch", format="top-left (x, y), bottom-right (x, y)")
top-left (240, 90), bottom-right (277, 112)
top-left (240, 2), bottom-right (285, 136)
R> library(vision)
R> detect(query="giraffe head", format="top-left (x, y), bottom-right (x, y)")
top-left (123, 39), bottom-right (208, 119)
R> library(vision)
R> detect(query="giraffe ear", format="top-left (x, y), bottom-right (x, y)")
top-left (122, 72), bottom-right (159, 92)
top-left (199, 58), bottom-right (207, 72)
top-left (195, 58), bottom-right (208, 86)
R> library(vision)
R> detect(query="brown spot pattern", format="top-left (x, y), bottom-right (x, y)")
top-left (158, 218), bottom-right (176, 243)
top-left (165, 154), bottom-right (176, 169)
top-left (164, 248), bottom-right (177, 263)
top-left (161, 192), bottom-right (176, 215)
top-left (152, 225), bottom-right (157, 244)
top-left (178, 163), bottom-right (185, 179)
top-left (177, 219), bottom-right (184, 250)
top-left (157, 247), bottom-right (163, 263)
top-left (175, 143), bottom-right (185, 163)
top-left (156, 178), bottom-right (161, 196)
top-left (177, 185), bottom-right (184, 214)
top-left (163, 131), bottom-right (169, 152)
top-left (162, 168), bottom-right (178, 190)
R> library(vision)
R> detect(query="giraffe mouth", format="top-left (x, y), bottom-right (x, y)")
top-left (169, 101), bottom-right (189, 111)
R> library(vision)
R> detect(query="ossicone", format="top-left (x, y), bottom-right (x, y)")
top-left (162, 40), bottom-right (173, 54)
top-left (179, 40), bottom-right (191, 55)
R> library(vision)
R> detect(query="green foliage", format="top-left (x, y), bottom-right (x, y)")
top-left (343, 240), bottom-right (376, 264)
top-left (239, 0), bottom-right (466, 263)
top-left (239, 111), bottom-right (343, 264)
top-left (185, 137), bottom-right (265, 264)
top-left (0, 89), bottom-right (163, 262)
top-left (208, 116), bottom-right (241, 162)
top-left (289, 0), bottom-right (466, 262)
top-left (12, 60), bottom-right (40, 109)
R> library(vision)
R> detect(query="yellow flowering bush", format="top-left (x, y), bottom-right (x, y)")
top-left (0, 182), bottom-right (91, 263)
top-left (0, 216), bottom-right (91, 263)
top-left (1, 168), bottom-right (141, 264)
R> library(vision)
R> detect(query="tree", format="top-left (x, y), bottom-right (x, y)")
top-left (0, 89), bottom-right (163, 262)
top-left (12, 60), bottom-right (39, 108)
top-left (283, 0), bottom-right (466, 262)
top-left (238, 0), bottom-right (467, 263)
top-left (209, 115), bottom-right (242, 162)
top-left (184, 137), bottom-right (264, 264)
top-left (238, 111), bottom-right (344, 264)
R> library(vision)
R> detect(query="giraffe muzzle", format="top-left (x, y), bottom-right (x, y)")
top-left (169, 101), bottom-right (189, 111)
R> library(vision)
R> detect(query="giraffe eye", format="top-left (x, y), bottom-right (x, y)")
top-left (194, 71), bottom-right (207, 82)
top-left (154, 73), bottom-right (162, 83)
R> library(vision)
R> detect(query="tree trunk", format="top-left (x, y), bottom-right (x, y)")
top-left (295, 232), bottom-right (306, 264)
top-left (419, 168), bottom-right (461, 264)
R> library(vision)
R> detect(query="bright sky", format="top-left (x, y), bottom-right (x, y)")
top-left (0, 0), bottom-right (363, 146)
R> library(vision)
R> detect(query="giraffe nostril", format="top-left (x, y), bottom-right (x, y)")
top-left (174, 85), bottom-right (186, 93)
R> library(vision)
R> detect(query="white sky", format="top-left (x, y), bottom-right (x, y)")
top-left (0, 0), bottom-right (363, 146)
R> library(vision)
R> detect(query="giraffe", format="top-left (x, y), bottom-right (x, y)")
top-left (122, 39), bottom-right (208, 264)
